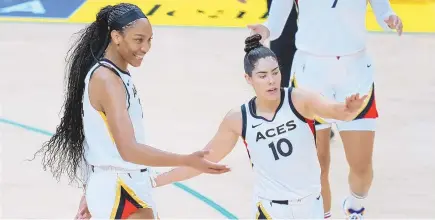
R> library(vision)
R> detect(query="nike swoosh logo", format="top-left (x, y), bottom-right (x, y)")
top-left (252, 123), bottom-right (262, 128)
top-left (367, 64), bottom-right (371, 68)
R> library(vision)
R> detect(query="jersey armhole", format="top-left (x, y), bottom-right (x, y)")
top-left (241, 104), bottom-right (247, 140)
top-left (287, 87), bottom-right (307, 122)
top-left (288, 87), bottom-right (317, 142)
top-left (96, 62), bottom-right (131, 109)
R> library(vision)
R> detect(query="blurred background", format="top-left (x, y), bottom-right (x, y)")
top-left (0, 0), bottom-right (434, 219)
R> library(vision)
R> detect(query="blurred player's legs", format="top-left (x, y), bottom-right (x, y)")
top-left (290, 49), bottom-right (377, 219)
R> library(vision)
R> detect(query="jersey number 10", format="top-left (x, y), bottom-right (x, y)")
top-left (268, 138), bottom-right (293, 160)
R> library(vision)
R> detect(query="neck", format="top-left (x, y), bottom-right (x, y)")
top-left (103, 45), bottom-right (128, 72)
top-left (255, 94), bottom-right (281, 114)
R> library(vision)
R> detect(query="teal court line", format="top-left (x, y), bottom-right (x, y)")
top-left (0, 117), bottom-right (238, 219)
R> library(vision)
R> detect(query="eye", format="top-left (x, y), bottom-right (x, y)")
top-left (259, 74), bottom-right (266, 79)
top-left (272, 71), bottom-right (278, 75)
top-left (135, 38), bottom-right (143, 43)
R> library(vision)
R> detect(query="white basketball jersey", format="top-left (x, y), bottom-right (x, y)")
top-left (296, 0), bottom-right (368, 55)
top-left (82, 58), bottom-right (147, 170)
top-left (267, 0), bottom-right (375, 56)
top-left (241, 88), bottom-right (321, 200)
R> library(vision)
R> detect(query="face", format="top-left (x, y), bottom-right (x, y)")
top-left (111, 18), bottom-right (153, 67)
top-left (245, 57), bottom-right (281, 101)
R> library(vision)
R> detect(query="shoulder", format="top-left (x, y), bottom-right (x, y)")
top-left (288, 87), bottom-right (314, 119)
top-left (220, 107), bottom-right (244, 137)
top-left (88, 65), bottom-right (128, 111)
top-left (90, 65), bottom-right (125, 93)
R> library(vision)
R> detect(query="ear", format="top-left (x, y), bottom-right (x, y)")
top-left (110, 30), bottom-right (122, 45)
top-left (244, 73), bottom-right (253, 85)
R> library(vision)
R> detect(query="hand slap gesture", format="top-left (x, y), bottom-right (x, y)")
top-left (344, 93), bottom-right (368, 114)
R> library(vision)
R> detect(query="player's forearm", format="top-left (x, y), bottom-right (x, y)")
top-left (263, 0), bottom-right (294, 41)
top-left (155, 167), bottom-right (202, 187)
top-left (369, 0), bottom-right (395, 31)
top-left (329, 103), bottom-right (354, 121)
top-left (119, 143), bottom-right (188, 167)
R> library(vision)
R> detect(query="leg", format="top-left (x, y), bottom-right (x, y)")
top-left (334, 51), bottom-right (378, 218)
top-left (316, 127), bottom-right (332, 218)
top-left (127, 208), bottom-right (155, 219)
top-left (336, 120), bottom-right (376, 218)
top-left (341, 130), bottom-right (374, 196)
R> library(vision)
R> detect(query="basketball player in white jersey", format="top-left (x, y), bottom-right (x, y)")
top-left (152, 34), bottom-right (369, 219)
top-left (33, 3), bottom-right (230, 220)
top-left (247, 0), bottom-right (403, 219)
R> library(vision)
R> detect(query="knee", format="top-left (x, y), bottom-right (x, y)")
top-left (349, 161), bottom-right (373, 177)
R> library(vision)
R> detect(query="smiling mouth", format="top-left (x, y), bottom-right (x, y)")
top-left (134, 54), bottom-right (144, 59)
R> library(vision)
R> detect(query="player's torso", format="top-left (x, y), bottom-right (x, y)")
top-left (82, 59), bottom-right (147, 170)
top-left (242, 88), bottom-right (321, 200)
top-left (296, 0), bottom-right (368, 55)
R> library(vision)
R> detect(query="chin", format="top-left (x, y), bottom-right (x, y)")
top-left (265, 94), bottom-right (280, 101)
top-left (129, 60), bottom-right (143, 68)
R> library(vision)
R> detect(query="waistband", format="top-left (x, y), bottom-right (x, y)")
top-left (91, 165), bottom-right (148, 173)
top-left (258, 192), bottom-right (321, 205)
top-left (297, 48), bottom-right (366, 59)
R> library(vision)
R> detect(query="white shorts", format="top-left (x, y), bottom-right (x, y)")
top-left (85, 166), bottom-right (157, 219)
top-left (253, 193), bottom-right (324, 219)
top-left (290, 49), bottom-right (379, 131)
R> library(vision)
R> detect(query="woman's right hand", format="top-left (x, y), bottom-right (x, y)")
top-left (184, 150), bottom-right (231, 174)
top-left (74, 194), bottom-right (91, 220)
top-left (247, 24), bottom-right (270, 43)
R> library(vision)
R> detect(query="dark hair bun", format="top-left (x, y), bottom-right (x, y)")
top-left (244, 34), bottom-right (262, 53)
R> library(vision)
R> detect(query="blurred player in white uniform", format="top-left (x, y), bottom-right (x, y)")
top-left (248, 0), bottom-right (403, 219)
top-left (152, 34), bottom-right (370, 219)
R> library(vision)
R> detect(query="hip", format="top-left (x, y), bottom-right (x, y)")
top-left (85, 166), bottom-right (156, 219)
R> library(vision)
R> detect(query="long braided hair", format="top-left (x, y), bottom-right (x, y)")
top-left (33, 3), bottom-right (143, 185)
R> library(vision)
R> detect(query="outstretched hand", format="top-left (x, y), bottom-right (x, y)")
top-left (384, 15), bottom-right (403, 36)
top-left (185, 150), bottom-right (231, 174)
top-left (247, 24), bottom-right (270, 43)
top-left (74, 195), bottom-right (91, 220)
top-left (344, 93), bottom-right (368, 115)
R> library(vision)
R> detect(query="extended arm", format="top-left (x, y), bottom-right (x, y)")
top-left (263, 0), bottom-right (294, 41)
top-left (369, 0), bottom-right (396, 31)
top-left (154, 109), bottom-right (242, 187)
top-left (92, 67), bottom-right (228, 172)
top-left (294, 87), bottom-right (367, 121)
top-left (94, 70), bottom-right (188, 166)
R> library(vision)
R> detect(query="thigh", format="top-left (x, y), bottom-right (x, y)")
top-left (339, 130), bottom-right (375, 169)
top-left (291, 51), bottom-right (336, 127)
top-left (86, 171), bottom-right (156, 219)
top-left (290, 51), bottom-right (334, 94)
top-left (335, 52), bottom-right (379, 125)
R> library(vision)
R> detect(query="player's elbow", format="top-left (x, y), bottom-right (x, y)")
top-left (116, 140), bottom-right (139, 163)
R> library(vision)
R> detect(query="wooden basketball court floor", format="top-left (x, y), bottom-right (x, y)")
top-left (1, 23), bottom-right (434, 219)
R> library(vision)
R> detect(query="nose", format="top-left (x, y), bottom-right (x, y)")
top-left (141, 43), bottom-right (150, 53)
top-left (268, 75), bottom-right (275, 85)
